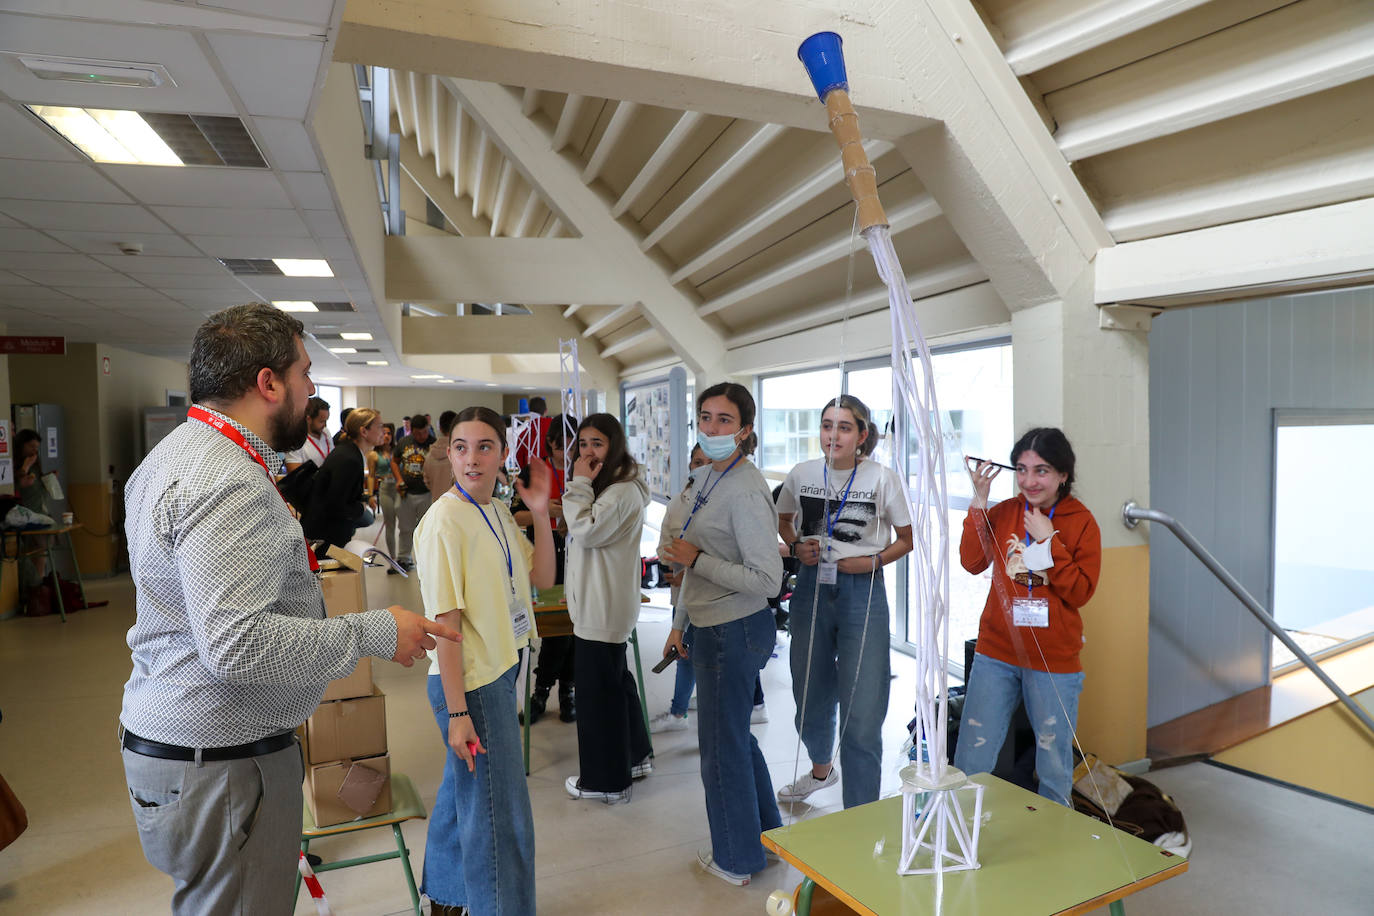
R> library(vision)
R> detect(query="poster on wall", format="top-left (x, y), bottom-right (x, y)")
top-left (621, 367), bottom-right (688, 502)
top-left (46, 426), bottom-right (58, 459)
top-left (0, 419), bottom-right (11, 486)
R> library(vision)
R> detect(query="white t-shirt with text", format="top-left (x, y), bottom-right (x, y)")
top-left (777, 458), bottom-right (911, 560)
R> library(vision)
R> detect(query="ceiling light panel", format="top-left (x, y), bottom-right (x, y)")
top-left (28, 105), bottom-right (181, 165)
top-left (328, 347), bottom-right (356, 354)
top-left (339, 332), bottom-right (372, 340)
top-left (366, 360), bottom-right (388, 366)
top-left (273, 258), bottom-right (332, 277)
top-left (16, 54), bottom-right (172, 89)
top-left (272, 300), bottom-right (317, 312)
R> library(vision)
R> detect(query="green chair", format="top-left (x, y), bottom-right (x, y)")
top-left (294, 773), bottom-right (427, 915)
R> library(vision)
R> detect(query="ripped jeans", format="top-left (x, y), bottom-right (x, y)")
top-left (953, 653), bottom-right (1084, 807)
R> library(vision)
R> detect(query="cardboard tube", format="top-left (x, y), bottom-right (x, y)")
top-left (823, 89), bottom-right (888, 232)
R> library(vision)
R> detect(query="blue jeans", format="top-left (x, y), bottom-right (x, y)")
top-left (693, 608), bottom-right (782, 875)
top-left (953, 653), bottom-right (1084, 807)
top-left (423, 665), bottom-right (535, 915)
top-left (788, 564), bottom-right (891, 808)
top-left (670, 625), bottom-right (695, 717)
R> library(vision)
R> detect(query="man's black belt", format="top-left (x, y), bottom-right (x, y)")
top-left (122, 729), bottom-right (296, 762)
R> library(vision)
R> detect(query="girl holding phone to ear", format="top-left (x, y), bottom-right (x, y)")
top-left (413, 406), bottom-right (556, 916)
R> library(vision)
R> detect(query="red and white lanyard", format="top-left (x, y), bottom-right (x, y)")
top-left (188, 406), bottom-right (320, 572)
top-left (306, 434), bottom-right (332, 464)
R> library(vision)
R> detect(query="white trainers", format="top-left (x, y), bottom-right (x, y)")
top-left (696, 846), bottom-right (750, 886)
top-left (688, 692), bottom-right (697, 711)
top-left (649, 711), bottom-right (690, 733)
top-left (631, 756), bottom-right (653, 778)
top-left (777, 767), bottom-right (839, 802)
top-left (564, 775), bottom-right (629, 804)
top-left (751, 702), bottom-right (769, 724)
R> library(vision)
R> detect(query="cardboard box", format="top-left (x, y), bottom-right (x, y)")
top-left (320, 567), bottom-right (366, 618)
top-left (303, 687), bottom-right (387, 765)
top-left (305, 753), bottom-right (392, 827)
top-left (320, 656), bottom-right (374, 703)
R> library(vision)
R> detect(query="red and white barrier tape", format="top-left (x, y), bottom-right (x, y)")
top-left (298, 852), bottom-right (335, 916)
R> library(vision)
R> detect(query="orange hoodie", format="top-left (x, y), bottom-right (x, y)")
top-left (960, 495), bottom-right (1101, 673)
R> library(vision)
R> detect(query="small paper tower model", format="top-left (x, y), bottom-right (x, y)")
top-left (558, 337), bottom-right (583, 479)
top-left (506, 414), bottom-right (540, 473)
top-left (896, 760), bottom-right (985, 875)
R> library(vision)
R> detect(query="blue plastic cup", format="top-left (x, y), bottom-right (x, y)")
top-left (518, 398), bottom-right (529, 414)
top-left (798, 31), bottom-right (848, 101)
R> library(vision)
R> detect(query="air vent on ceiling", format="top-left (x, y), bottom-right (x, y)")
top-left (314, 301), bottom-right (355, 312)
top-left (141, 113), bottom-right (266, 167)
top-left (219, 258), bottom-right (282, 275)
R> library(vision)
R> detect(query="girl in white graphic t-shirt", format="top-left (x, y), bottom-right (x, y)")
top-left (775, 395), bottom-right (914, 809)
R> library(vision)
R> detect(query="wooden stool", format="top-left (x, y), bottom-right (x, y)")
top-left (294, 773), bottom-right (427, 915)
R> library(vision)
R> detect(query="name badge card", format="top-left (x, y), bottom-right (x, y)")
top-left (818, 561), bottom-right (838, 585)
top-left (509, 590), bottom-right (532, 639)
top-left (1012, 597), bottom-right (1049, 628)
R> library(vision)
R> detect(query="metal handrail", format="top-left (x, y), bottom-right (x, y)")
top-left (1122, 501), bottom-right (1374, 740)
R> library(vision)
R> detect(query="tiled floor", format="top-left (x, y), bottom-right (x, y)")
top-left (1, 569), bottom-right (1370, 914)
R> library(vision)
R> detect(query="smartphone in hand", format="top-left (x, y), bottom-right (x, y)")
top-left (652, 645), bottom-right (681, 674)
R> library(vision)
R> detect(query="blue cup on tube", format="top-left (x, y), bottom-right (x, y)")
top-left (518, 397), bottom-right (529, 413)
top-left (797, 31), bottom-right (848, 101)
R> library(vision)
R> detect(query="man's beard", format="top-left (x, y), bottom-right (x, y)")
top-left (268, 398), bottom-right (310, 453)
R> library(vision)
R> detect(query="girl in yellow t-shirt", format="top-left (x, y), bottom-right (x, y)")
top-left (414, 406), bottom-right (555, 916)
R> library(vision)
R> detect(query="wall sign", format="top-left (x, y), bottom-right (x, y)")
top-left (0, 336), bottom-right (65, 355)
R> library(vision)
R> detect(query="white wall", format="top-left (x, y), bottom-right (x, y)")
top-left (363, 387), bottom-right (506, 429)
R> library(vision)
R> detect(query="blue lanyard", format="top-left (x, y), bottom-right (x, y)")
top-left (454, 482), bottom-right (515, 588)
top-left (1022, 500), bottom-right (1056, 597)
top-left (681, 454), bottom-right (742, 536)
top-left (822, 462), bottom-right (858, 540)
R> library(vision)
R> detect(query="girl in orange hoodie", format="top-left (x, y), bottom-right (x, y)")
top-left (953, 427), bottom-right (1101, 807)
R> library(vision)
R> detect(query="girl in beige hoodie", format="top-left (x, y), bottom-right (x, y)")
top-left (561, 414), bottom-right (653, 802)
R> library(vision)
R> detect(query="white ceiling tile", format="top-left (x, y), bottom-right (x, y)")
top-left (92, 255), bottom-right (230, 276)
top-left (303, 209), bottom-right (346, 238)
top-left (0, 252), bottom-right (107, 271)
top-left (281, 171), bottom-right (334, 210)
top-left (206, 34), bottom-right (323, 119)
top-left (157, 206), bottom-right (309, 237)
top-left (200, 0), bottom-right (336, 26)
top-left (0, 288), bottom-right (77, 302)
top-left (253, 118), bottom-right (320, 171)
top-left (188, 236), bottom-right (321, 260)
top-left (82, 289), bottom-right (178, 303)
top-left (42, 273), bottom-right (144, 288)
top-left (239, 277), bottom-right (344, 296)
top-left (175, 289), bottom-right (263, 306)
top-left (0, 200), bottom-right (169, 233)
top-left (0, 105), bottom-right (79, 162)
top-left (99, 166), bottom-right (290, 209)
top-left (0, 212), bottom-right (17, 227)
top-left (0, 14), bottom-right (237, 114)
top-left (133, 273), bottom-right (249, 290)
top-left (0, 270), bottom-right (34, 285)
top-left (0, 161), bottom-right (130, 204)
top-left (46, 231), bottom-right (200, 257)
top-left (0, 229), bottom-right (71, 253)
top-left (317, 238), bottom-right (359, 260)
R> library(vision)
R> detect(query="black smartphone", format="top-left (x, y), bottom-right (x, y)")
top-left (651, 645), bottom-right (680, 673)
top-left (965, 456), bottom-right (1016, 472)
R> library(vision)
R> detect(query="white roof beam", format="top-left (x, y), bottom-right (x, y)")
top-left (397, 132), bottom-right (491, 236)
top-left (1096, 197), bottom-right (1374, 306)
top-left (1052, 0), bottom-right (1374, 160)
top-left (472, 134), bottom-right (494, 219)
top-left (610, 110), bottom-right (705, 218)
top-left (640, 122), bottom-right (785, 252)
top-left (563, 304), bottom-right (583, 318)
top-left (582, 302), bottom-right (637, 338)
top-left (513, 189), bottom-right (543, 237)
top-left (698, 194), bottom-right (942, 317)
top-left (452, 104), bottom-right (469, 200)
top-left (408, 71), bottom-right (428, 158)
top-left (1004, 0), bottom-right (1214, 76)
top-left (386, 237), bottom-right (636, 303)
top-left (428, 74), bottom-right (448, 173)
top-left (391, 76), bottom-right (410, 137)
top-left (582, 100), bottom-right (639, 184)
top-left (670, 140), bottom-right (891, 284)
top-left (727, 259), bottom-right (987, 348)
top-left (601, 326), bottom-right (657, 358)
top-left (552, 93), bottom-right (586, 152)
top-left (490, 161), bottom-right (515, 236)
top-left (522, 87), bottom-right (542, 116)
top-left (441, 78), bottom-right (728, 378)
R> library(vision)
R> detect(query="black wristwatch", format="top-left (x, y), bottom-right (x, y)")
top-left (789, 540), bottom-right (802, 558)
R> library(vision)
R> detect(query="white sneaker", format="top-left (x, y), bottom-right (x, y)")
top-left (564, 775), bottom-right (629, 804)
top-left (751, 702), bottom-right (769, 724)
top-left (696, 846), bottom-right (750, 886)
top-left (631, 756), bottom-right (653, 778)
top-left (688, 692), bottom-right (697, 711)
top-left (777, 767), bottom-right (839, 802)
top-left (650, 711), bottom-right (689, 733)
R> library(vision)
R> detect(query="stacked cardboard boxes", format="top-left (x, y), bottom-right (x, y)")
top-left (301, 564), bottom-right (393, 826)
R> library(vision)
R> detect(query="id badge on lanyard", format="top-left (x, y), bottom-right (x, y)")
top-left (817, 463), bottom-right (856, 586)
top-left (454, 482), bottom-right (530, 640)
top-left (1014, 500), bottom-right (1054, 628)
top-left (508, 588), bottom-right (531, 640)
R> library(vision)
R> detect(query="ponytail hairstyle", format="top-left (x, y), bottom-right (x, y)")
top-left (572, 413), bottom-right (639, 497)
top-left (345, 407), bottom-right (381, 440)
top-left (697, 381), bottom-right (758, 456)
top-left (1010, 427), bottom-right (1076, 500)
top-left (821, 394), bottom-right (876, 458)
top-left (452, 406), bottom-right (508, 449)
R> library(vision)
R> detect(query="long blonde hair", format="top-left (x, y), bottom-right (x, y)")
top-left (346, 407), bottom-right (381, 440)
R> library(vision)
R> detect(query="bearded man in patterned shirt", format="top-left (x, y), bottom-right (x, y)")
top-left (119, 302), bottom-right (459, 914)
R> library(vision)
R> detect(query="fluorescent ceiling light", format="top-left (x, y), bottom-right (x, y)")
top-left (316, 376), bottom-right (345, 381)
top-left (29, 105), bottom-right (181, 165)
top-left (328, 347), bottom-right (357, 354)
top-left (436, 379), bottom-right (456, 384)
top-left (17, 54), bottom-right (170, 89)
top-left (340, 332), bottom-right (373, 341)
top-left (366, 360), bottom-right (388, 366)
top-left (273, 258), bottom-right (333, 277)
top-left (272, 300), bottom-right (318, 312)
top-left (411, 374), bottom-right (442, 379)
top-left (485, 383), bottom-right (498, 387)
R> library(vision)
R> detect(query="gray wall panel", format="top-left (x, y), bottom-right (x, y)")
top-left (1147, 290), bottom-right (1374, 726)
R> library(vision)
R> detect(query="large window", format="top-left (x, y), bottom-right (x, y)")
top-left (1271, 412), bottom-right (1374, 669)
top-left (314, 384), bottom-right (343, 439)
top-left (758, 367), bottom-right (841, 473)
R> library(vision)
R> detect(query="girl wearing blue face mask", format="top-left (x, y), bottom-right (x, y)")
top-left (659, 382), bottom-right (784, 886)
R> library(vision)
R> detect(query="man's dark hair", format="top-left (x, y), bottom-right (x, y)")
top-left (189, 303), bottom-right (304, 405)
top-left (410, 413), bottom-right (430, 431)
top-left (438, 409), bottom-right (459, 437)
top-left (403, 415), bottom-right (411, 421)
top-left (529, 396), bottom-right (547, 415)
top-left (306, 396), bottom-right (330, 419)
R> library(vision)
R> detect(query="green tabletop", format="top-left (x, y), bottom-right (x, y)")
top-left (534, 584), bottom-right (566, 608)
top-left (763, 774), bottom-right (1187, 915)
